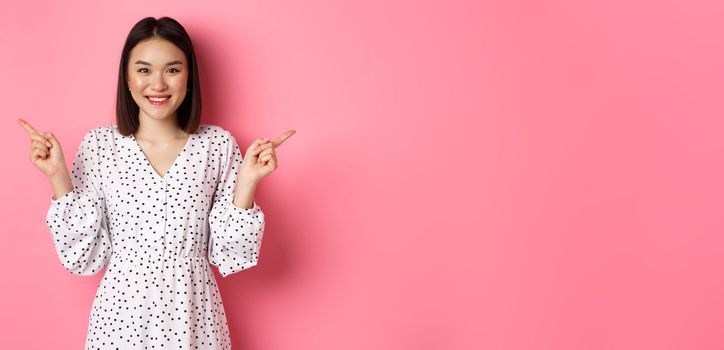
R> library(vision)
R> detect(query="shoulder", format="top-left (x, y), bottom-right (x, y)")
top-left (198, 122), bottom-right (233, 139)
top-left (82, 125), bottom-right (118, 137)
top-left (83, 125), bottom-right (123, 147)
top-left (198, 123), bottom-right (240, 148)
top-left (78, 125), bottom-right (114, 144)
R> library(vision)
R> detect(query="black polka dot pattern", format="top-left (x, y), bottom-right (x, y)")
top-left (45, 123), bottom-right (266, 349)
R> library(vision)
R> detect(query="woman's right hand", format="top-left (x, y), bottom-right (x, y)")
top-left (17, 118), bottom-right (69, 179)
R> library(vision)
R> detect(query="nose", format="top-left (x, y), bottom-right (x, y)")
top-left (150, 71), bottom-right (167, 91)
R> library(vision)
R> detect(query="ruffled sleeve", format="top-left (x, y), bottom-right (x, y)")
top-left (45, 128), bottom-right (112, 276)
top-left (208, 130), bottom-right (266, 277)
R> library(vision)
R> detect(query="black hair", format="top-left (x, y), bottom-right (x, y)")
top-left (116, 16), bottom-right (201, 136)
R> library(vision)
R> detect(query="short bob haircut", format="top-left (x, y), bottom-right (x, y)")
top-left (116, 17), bottom-right (202, 136)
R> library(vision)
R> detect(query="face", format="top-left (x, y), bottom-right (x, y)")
top-left (126, 38), bottom-right (189, 122)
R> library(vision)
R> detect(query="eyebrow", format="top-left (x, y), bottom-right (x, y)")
top-left (133, 60), bottom-right (183, 66)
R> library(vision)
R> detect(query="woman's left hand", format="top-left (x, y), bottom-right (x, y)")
top-left (239, 130), bottom-right (296, 185)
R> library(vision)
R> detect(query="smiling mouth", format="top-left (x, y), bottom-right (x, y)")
top-left (146, 95), bottom-right (171, 105)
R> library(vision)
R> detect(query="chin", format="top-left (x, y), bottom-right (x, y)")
top-left (140, 109), bottom-right (178, 120)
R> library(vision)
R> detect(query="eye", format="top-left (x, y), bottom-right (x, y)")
top-left (167, 68), bottom-right (180, 73)
top-left (137, 68), bottom-right (149, 73)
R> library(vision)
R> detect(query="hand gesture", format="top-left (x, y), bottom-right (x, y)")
top-left (239, 130), bottom-right (296, 184)
top-left (17, 118), bottom-right (68, 179)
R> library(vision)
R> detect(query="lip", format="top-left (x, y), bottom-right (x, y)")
top-left (145, 95), bottom-right (171, 105)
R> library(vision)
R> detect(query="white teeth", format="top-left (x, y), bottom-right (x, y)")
top-left (148, 96), bottom-right (169, 102)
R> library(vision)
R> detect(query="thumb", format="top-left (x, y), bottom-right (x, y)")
top-left (45, 132), bottom-right (60, 147)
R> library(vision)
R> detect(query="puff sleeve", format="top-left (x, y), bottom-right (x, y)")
top-left (208, 130), bottom-right (266, 277)
top-left (45, 128), bottom-right (112, 276)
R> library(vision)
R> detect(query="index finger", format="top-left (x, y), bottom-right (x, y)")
top-left (271, 130), bottom-right (296, 148)
top-left (17, 118), bottom-right (39, 135)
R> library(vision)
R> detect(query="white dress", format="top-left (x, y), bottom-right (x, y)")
top-left (45, 123), bottom-right (265, 349)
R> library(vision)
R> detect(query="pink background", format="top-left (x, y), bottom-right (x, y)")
top-left (1, 0), bottom-right (723, 349)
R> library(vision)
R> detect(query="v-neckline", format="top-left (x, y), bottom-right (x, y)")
top-left (130, 132), bottom-right (193, 181)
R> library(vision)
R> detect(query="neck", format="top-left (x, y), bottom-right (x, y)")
top-left (135, 112), bottom-right (187, 141)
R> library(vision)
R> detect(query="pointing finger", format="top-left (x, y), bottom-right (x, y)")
top-left (17, 118), bottom-right (39, 135)
top-left (271, 130), bottom-right (296, 148)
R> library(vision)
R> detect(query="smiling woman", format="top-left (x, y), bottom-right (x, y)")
top-left (116, 17), bottom-right (202, 136)
top-left (129, 46), bottom-right (185, 107)
top-left (19, 14), bottom-right (293, 349)
top-left (26, 16), bottom-right (283, 350)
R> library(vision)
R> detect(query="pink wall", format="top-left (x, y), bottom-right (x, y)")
top-left (2, 0), bottom-right (723, 349)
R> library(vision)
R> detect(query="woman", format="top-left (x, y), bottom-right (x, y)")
top-left (18, 16), bottom-right (294, 349)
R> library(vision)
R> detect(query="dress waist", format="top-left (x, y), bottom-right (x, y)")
top-left (111, 250), bottom-right (208, 262)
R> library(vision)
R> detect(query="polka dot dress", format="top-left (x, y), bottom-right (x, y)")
top-left (45, 123), bottom-right (265, 349)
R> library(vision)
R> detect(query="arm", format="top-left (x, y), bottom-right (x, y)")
top-left (208, 130), bottom-right (266, 277)
top-left (45, 129), bottom-right (112, 276)
top-left (48, 168), bottom-right (73, 200)
top-left (233, 179), bottom-right (258, 209)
